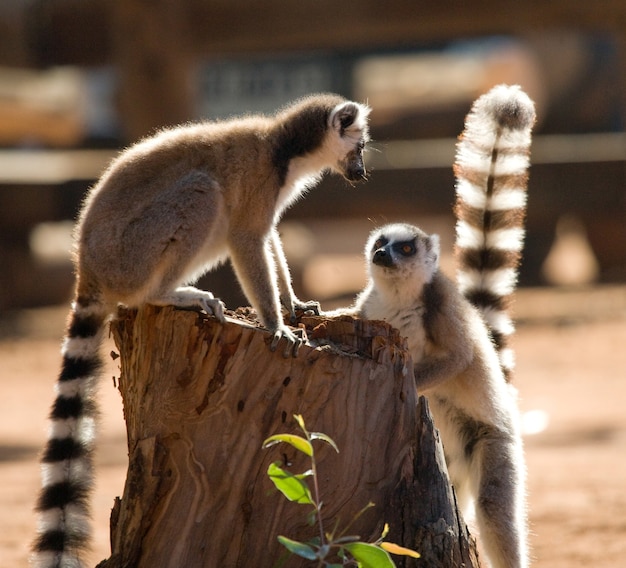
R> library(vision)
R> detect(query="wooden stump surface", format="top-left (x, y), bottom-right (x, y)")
top-left (100, 305), bottom-right (479, 567)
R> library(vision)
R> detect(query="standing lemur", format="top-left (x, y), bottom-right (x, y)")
top-left (32, 94), bottom-right (370, 568)
top-left (328, 85), bottom-right (535, 568)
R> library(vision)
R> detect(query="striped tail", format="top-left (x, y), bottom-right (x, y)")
top-left (33, 296), bottom-right (108, 568)
top-left (453, 84), bottom-right (535, 381)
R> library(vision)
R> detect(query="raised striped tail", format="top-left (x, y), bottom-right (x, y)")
top-left (454, 84), bottom-right (535, 381)
top-left (32, 297), bottom-right (108, 568)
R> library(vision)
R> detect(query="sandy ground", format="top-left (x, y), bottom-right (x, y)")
top-left (1, 286), bottom-right (626, 567)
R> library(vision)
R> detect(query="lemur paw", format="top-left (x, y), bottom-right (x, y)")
top-left (289, 299), bottom-right (321, 324)
top-left (270, 325), bottom-right (307, 358)
top-left (151, 286), bottom-right (226, 322)
top-left (198, 296), bottom-right (226, 322)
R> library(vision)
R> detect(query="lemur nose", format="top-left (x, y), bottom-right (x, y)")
top-left (345, 164), bottom-right (366, 182)
top-left (373, 248), bottom-right (394, 267)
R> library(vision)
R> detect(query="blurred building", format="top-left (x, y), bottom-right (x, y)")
top-left (0, 1), bottom-right (624, 311)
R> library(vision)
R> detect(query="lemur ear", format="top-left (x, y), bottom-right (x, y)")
top-left (330, 102), bottom-right (360, 136)
top-left (427, 234), bottom-right (441, 262)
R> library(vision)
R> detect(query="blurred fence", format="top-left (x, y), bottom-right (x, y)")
top-left (1, 134), bottom-right (624, 311)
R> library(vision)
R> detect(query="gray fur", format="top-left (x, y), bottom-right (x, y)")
top-left (330, 223), bottom-right (528, 568)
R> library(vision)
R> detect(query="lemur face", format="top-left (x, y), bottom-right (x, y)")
top-left (339, 140), bottom-right (367, 182)
top-left (329, 101), bottom-right (370, 182)
top-left (366, 223), bottom-right (440, 282)
top-left (371, 234), bottom-right (417, 268)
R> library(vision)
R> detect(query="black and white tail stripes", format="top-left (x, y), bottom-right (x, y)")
top-left (454, 84), bottom-right (535, 381)
top-left (33, 296), bottom-right (108, 568)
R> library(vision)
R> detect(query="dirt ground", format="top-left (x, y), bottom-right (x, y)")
top-left (1, 285), bottom-right (625, 567)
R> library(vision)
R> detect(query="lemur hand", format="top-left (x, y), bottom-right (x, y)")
top-left (288, 299), bottom-right (321, 325)
top-left (270, 325), bottom-right (307, 357)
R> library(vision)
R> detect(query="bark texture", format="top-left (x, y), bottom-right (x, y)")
top-left (100, 305), bottom-right (480, 567)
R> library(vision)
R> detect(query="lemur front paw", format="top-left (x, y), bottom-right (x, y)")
top-left (270, 325), bottom-right (307, 358)
top-left (289, 299), bottom-right (321, 324)
top-left (178, 289), bottom-right (226, 322)
top-left (198, 296), bottom-right (226, 322)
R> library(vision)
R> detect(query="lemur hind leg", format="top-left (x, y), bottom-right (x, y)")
top-left (125, 172), bottom-right (227, 320)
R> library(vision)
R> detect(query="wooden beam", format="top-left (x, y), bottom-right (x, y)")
top-left (7, 0), bottom-right (626, 68)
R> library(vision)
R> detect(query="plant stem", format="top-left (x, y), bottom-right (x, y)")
top-left (310, 444), bottom-right (326, 547)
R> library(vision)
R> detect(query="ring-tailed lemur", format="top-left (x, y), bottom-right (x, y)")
top-left (329, 84), bottom-right (534, 568)
top-left (32, 94), bottom-right (370, 568)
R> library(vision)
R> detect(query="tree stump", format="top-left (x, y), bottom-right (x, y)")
top-left (99, 305), bottom-right (480, 567)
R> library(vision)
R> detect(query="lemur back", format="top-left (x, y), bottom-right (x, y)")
top-left (453, 84), bottom-right (535, 380)
top-left (32, 94), bottom-right (370, 568)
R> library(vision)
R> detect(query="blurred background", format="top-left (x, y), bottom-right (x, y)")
top-left (1, 1), bottom-right (625, 567)
top-left (0, 0), bottom-right (625, 312)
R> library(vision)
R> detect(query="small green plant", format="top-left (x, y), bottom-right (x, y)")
top-left (262, 414), bottom-right (420, 567)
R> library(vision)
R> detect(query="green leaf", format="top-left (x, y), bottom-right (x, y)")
top-left (295, 469), bottom-right (314, 480)
top-left (277, 536), bottom-right (318, 560)
top-left (262, 434), bottom-right (313, 457)
top-left (344, 542), bottom-right (396, 568)
top-left (310, 432), bottom-right (340, 453)
top-left (333, 535), bottom-right (361, 545)
top-left (267, 462), bottom-right (314, 505)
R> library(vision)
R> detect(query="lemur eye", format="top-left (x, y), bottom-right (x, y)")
top-left (396, 242), bottom-right (416, 256)
top-left (373, 237), bottom-right (387, 250)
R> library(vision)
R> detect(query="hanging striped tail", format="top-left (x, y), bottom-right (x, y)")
top-left (454, 84), bottom-right (535, 381)
top-left (32, 296), bottom-right (108, 568)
